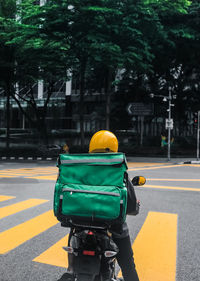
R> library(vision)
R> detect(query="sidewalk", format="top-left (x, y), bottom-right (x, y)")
top-left (1, 155), bottom-right (199, 165)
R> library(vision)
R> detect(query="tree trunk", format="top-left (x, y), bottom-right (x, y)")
top-left (38, 121), bottom-right (48, 145)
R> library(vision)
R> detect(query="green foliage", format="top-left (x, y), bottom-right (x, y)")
top-left (144, 0), bottom-right (191, 14)
top-left (1, 0), bottom-right (192, 85)
top-left (0, 0), bottom-right (16, 18)
top-left (0, 0), bottom-right (200, 134)
top-left (0, 0), bottom-right (17, 86)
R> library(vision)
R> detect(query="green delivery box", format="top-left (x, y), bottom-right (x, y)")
top-left (54, 153), bottom-right (128, 227)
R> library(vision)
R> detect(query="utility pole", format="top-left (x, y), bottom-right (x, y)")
top-left (167, 87), bottom-right (172, 161)
top-left (150, 88), bottom-right (176, 162)
top-left (197, 111), bottom-right (200, 161)
top-left (6, 82), bottom-right (11, 150)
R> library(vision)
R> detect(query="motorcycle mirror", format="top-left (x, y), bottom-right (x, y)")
top-left (132, 176), bottom-right (146, 186)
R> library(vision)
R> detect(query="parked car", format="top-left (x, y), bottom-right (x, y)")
top-left (37, 144), bottom-right (62, 157)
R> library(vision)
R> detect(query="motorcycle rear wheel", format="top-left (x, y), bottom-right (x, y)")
top-left (76, 273), bottom-right (96, 281)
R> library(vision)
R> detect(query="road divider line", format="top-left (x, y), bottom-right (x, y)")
top-left (129, 164), bottom-right (185, 171)
top-left (147, 178), bottom-right (200, 182)
top-left (27, 176), bottom-right (57, 180)
top-left (0, 172), bottom-right (21, 174)
top-left (0, 198), bottom-right (49, 219)
top-left (0, 175), bottom-right (20, 178)
top-left (118, 212), bottom-right (177, 281)
top-left (0, 210), bottom-right (58, 254)
top-left (33, 235), bottom-right (69, 268)
top-left (0, 168), bottom-right (57, 175)
top-left (186, 164), bottom-right (200, 167)
top-left (142, 184), bottom-right (200, 192)
top-left (0, 171), bottom-right (57, 176)
top-left (0, 172), bottom-right (31, 176)
top-left (128, 163), bottom-right (166, 168)
top-left (0, 195), bottom-right (15, 202)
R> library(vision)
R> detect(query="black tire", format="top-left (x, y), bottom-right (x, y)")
top-left (94, 275), bottom-right (101, 281)
top-left (76, 274), bottom-right (96, 281)
top-left (57, 272), bottom-right (75, 281)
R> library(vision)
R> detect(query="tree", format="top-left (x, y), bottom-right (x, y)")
top-left (1, 0), bottom-right (197, 148)
top-left (144, 0), bottom-right (200, 122)
top-left (64, 0), bottom-right (162, 137)
top-left (0, 0), bottom-right (16, 149)
top-left (0, 0), bottom-right (71, 144)
top-left (117, 0), bottom-right (193, 104)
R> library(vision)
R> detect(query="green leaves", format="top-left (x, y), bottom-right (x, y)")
top-left (0, 0), bottom-right (199, 96)
top-left (144, 0), bottom-right (191, 14)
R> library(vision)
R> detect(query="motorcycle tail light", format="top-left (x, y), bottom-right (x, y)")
top-left (83, 250), bottom-right (95, 256)
top-left (104, 251), bottom-right (117, 258)
top-left (63, 246), bottom-right (74, 254)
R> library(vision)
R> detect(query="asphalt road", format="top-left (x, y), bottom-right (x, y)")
top-left (0, 160), bottom-right (200, 281)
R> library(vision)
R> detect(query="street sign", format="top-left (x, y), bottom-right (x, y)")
top-left (165, 118), bottom-right (173, 130)
top-left (127, 103), bottom-right (154, 116)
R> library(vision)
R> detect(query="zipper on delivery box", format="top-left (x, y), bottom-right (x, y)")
top-left (62, 187), bottom-right (120, 197)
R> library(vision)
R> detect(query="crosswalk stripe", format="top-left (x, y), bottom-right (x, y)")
top-left (33, 211), bottom-right (177, 281)
top-left (0, 210), bottom-right (58, 254)
top-left (118, 212), bottom-right (177, 281)
top-left (0, 195), bottom-right (15, 202)
top-left (33, 235), bottom-right (69, 268)
top-left (0, 199), bottom-right (49, 219)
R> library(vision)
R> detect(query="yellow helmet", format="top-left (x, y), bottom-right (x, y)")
top-left (89, 130), bottom-right (118, 153)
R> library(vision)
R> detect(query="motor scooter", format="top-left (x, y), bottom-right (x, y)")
top-left (58, 176), bottom-right (146, 281)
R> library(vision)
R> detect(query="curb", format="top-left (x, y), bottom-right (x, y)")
top-left (1, 157), bottom-right (200, 164)
top-left (0, 156), bottom-right (57, 161)
top-left (178, 160), bottom-right (200, 164)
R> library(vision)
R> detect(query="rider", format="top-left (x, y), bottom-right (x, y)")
top-left (89, 130), bottom-right (140, 281)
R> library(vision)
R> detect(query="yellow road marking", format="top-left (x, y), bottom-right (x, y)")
top-left (0, 167), bottom-right (57, 179)
top-left (0, 172), bottom-right (54, 175)
top-left (0, 210), bottom-right (58, 254)
top-left (0, 195), bottom-right (15, 202)
top-left (6, 168), bottom-right (57, 172)
top-left (128, 162), bottom-right (166, 168)
top-left (0, 171), bottom-right (57, 175)
top-left (129, 164), bottom-right (185, 171)
top-left (147, 178), bottom-right (200, 182)
top-left (33, 212), bottom-right (177, 281)
top-left (0, 163), bottom-right (198, 179)
top-left (0, 175), bottom-right (20, 178)
top-left (33, 235), bottom-right (69, 268)
top-left (0, 173), bottom-right (30, 176)
top-left (0, 199), bottom-right (49, 219)
top-left (118, 212), bottom-right (177, 281)
top-left (143, 184), bottom-right (200, 192)
top-left (27, 176), bottom-right (57, 180)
